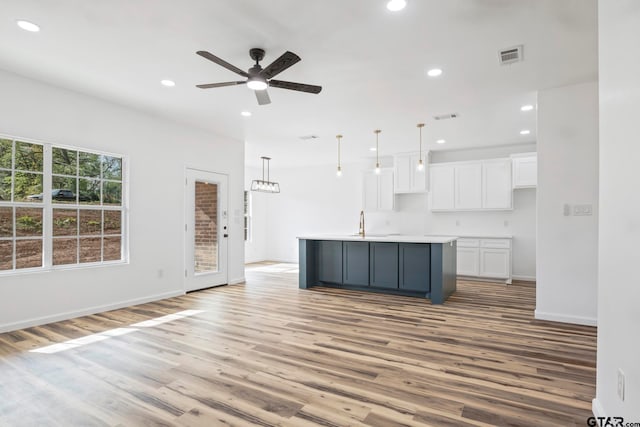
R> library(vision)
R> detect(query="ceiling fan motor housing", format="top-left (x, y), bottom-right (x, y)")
top-left (250, 48), bottom-right (266, 63)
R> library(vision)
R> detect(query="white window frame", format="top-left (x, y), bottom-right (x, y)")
top-left (0, 133), bottom-right (129, 275)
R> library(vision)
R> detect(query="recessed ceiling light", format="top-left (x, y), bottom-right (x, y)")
top-left (160, 79), bottom-right (175, 87)
top-left (521, 104), bottom-right (534, 112)
top-left (16, 20), bottom-right (40, 32)
top-left (241, 111), bottom-right (252, 117)
top-left (520, 130), bottom-right (531, 135)
top-left (436, 139), bottom-right (446, 144)
top-left (370, 147), bottom-right (377, 152)
top-left (386, 0), bottom-right (407, 11)
top-left (427, 68), bottom-right (443, 78)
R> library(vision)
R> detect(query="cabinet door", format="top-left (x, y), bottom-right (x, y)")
top-left (343, 241), bottom-right (369, 286)
top-left (482, 159), bottom-right (512, 209)
top-left (411, 153), bottom-right (427, 192)
top-left (457, 247), bottom-right (479, 276)
top-left (399, 243), bottom-right (430, 292)
top-left (362, 172), bottom-right (378, 211)
top-left (370, 242), bottom-right (399, 289)
top-left (455, 163), bottom-right (482, 209)
top-left (394, 155), bottom-right (412, 193)
top-left (317, 241), bottom-right (343, 284)
top-left (479, 248), bottom-right (510, 279)
top-left (512, 156), bottom-right (537, 188)
top-left (430, 165), bottom-right (455, 210)
top-left (378, 170), bottom-right (395, 211)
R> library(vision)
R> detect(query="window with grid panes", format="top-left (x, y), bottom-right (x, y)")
top-left (0, 136), bottom-right (126, 272)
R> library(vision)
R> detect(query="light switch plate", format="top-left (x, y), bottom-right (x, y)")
top-left (574, 204), bottom-right (593, 216)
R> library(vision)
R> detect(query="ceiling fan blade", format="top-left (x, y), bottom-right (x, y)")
top-left (260, 51), bottom-right (301, 79)
top-left (255, 90), bottom-right (271, 106)
top-left (196, 51), bottom-right (248, 77)
top-left (269, 80), bottom-right (322, 94)
top-left (196, 81), bottom-right (246, 89)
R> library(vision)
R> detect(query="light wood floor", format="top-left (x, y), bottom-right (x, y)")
top-left (0, 262), bottom-right (596, 426)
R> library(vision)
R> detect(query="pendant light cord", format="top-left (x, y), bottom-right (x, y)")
top-left (375, 129), bottom-right (381, 167)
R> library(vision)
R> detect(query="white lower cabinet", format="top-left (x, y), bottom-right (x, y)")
top-left (457, 247), bottom-right (480, 276)
top-left (479, 248), bottom-right (510, 279)
top-left (456, 237), bottom-right (511, 283)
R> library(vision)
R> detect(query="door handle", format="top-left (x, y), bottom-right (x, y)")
top-left (223, 234), bottom-right (229, 238)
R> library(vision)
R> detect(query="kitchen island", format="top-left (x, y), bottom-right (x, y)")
top-left (297, 235), bottom-right (457, 304)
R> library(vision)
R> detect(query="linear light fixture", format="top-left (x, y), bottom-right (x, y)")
top-left (251, 156), bottom-right (280, 193)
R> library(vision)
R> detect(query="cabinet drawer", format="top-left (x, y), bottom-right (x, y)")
top-left (480, 239), bottom-right (511, 249)
top-left (457, 238), bottom-right (480, 248)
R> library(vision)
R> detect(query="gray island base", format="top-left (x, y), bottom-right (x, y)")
top-left (298, 235), bottom-right (458, 304)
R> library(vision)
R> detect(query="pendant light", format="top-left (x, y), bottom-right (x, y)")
top-left (250, 156), bottom-right (280, 193)
top-left (374, 129), bottom-right (381, 174)
top-left (417, 123), bottom-right (425, 172)
top-left (336, 134), bottom-right (343, 177)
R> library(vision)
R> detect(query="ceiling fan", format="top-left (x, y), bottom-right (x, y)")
top-left (196, 48), bottom-right (322, 105)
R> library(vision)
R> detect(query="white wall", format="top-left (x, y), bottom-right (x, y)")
top-left (0, 69), bottom-right (245, 333)
top-left (536, 81), bottom-right (599, 326)
top-left (260, 148), bottom-right (536, 281)
top-left (264, 162), bottom-right (367, 262)
top-left (594, 0), bottom-right (640, 419)
top-left (244, 166), bottom-right (268, 263)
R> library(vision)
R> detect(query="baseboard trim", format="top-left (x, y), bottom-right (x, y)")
top-left (534, 309), bottom-right (597, 326)
top-left (0, 290), bottom-right (185, 334)
top-left (592, 398), bottom-right (606, 419)
top-left (228, 276), bottom-right (246, 285)
top-left (512, 275), bottom-right (536, 282)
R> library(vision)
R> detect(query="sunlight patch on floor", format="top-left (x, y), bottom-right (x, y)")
top-left (30, 310), bottom-right (205, 354)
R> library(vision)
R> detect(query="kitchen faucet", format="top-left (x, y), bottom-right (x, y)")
top-left (358, 210), bottom-right (365, 238)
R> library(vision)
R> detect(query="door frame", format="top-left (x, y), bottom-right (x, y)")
top-left (184, 167), bottom-right (229, 292)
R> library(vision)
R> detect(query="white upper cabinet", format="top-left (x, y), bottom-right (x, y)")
top-left (394, 152), bottom-right (427, 193)
top-left (429, 164), bottom-right (455, 210)
top-left (455, 163), bottom-right (482, 209)
top-left (482, 159), bottom-right (513, 209)
top-left (429, 158), bottom-right (514, 211)
top-left (511, 152), bottom-right (537, 188)
top-left (363, 169), bottom-right (395, 212)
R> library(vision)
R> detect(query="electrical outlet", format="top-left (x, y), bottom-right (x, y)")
top-left (157, 269), bottom-right (164, 279)
top-left (617, 369), bottom-right (625, 401)
top-left (455, 220), bottom-right (460, 226)
top-left (563, 204), bottom-right (571, 216)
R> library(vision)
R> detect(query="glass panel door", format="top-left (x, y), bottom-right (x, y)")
top-left (185, 169), bottom-right (228, 291)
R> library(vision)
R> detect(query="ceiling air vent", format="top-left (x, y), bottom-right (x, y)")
top-left (499, 45), bottom-right (523, 65)
top-left (433, 113), bottom-right (458, 121)
top-left (299, 135), bottom-right (319, 141)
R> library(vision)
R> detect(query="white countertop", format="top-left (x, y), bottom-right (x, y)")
top-left (434, 233), bottom-right (513, 239)
top-left (297, 234), bottom-right (458, 244)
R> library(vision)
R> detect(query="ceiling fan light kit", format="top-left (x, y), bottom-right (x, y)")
top-left (196, 48), bottom-right (322, 106)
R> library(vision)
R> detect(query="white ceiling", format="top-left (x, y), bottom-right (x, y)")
top-left (0, 0), bottom-right (597, 168)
